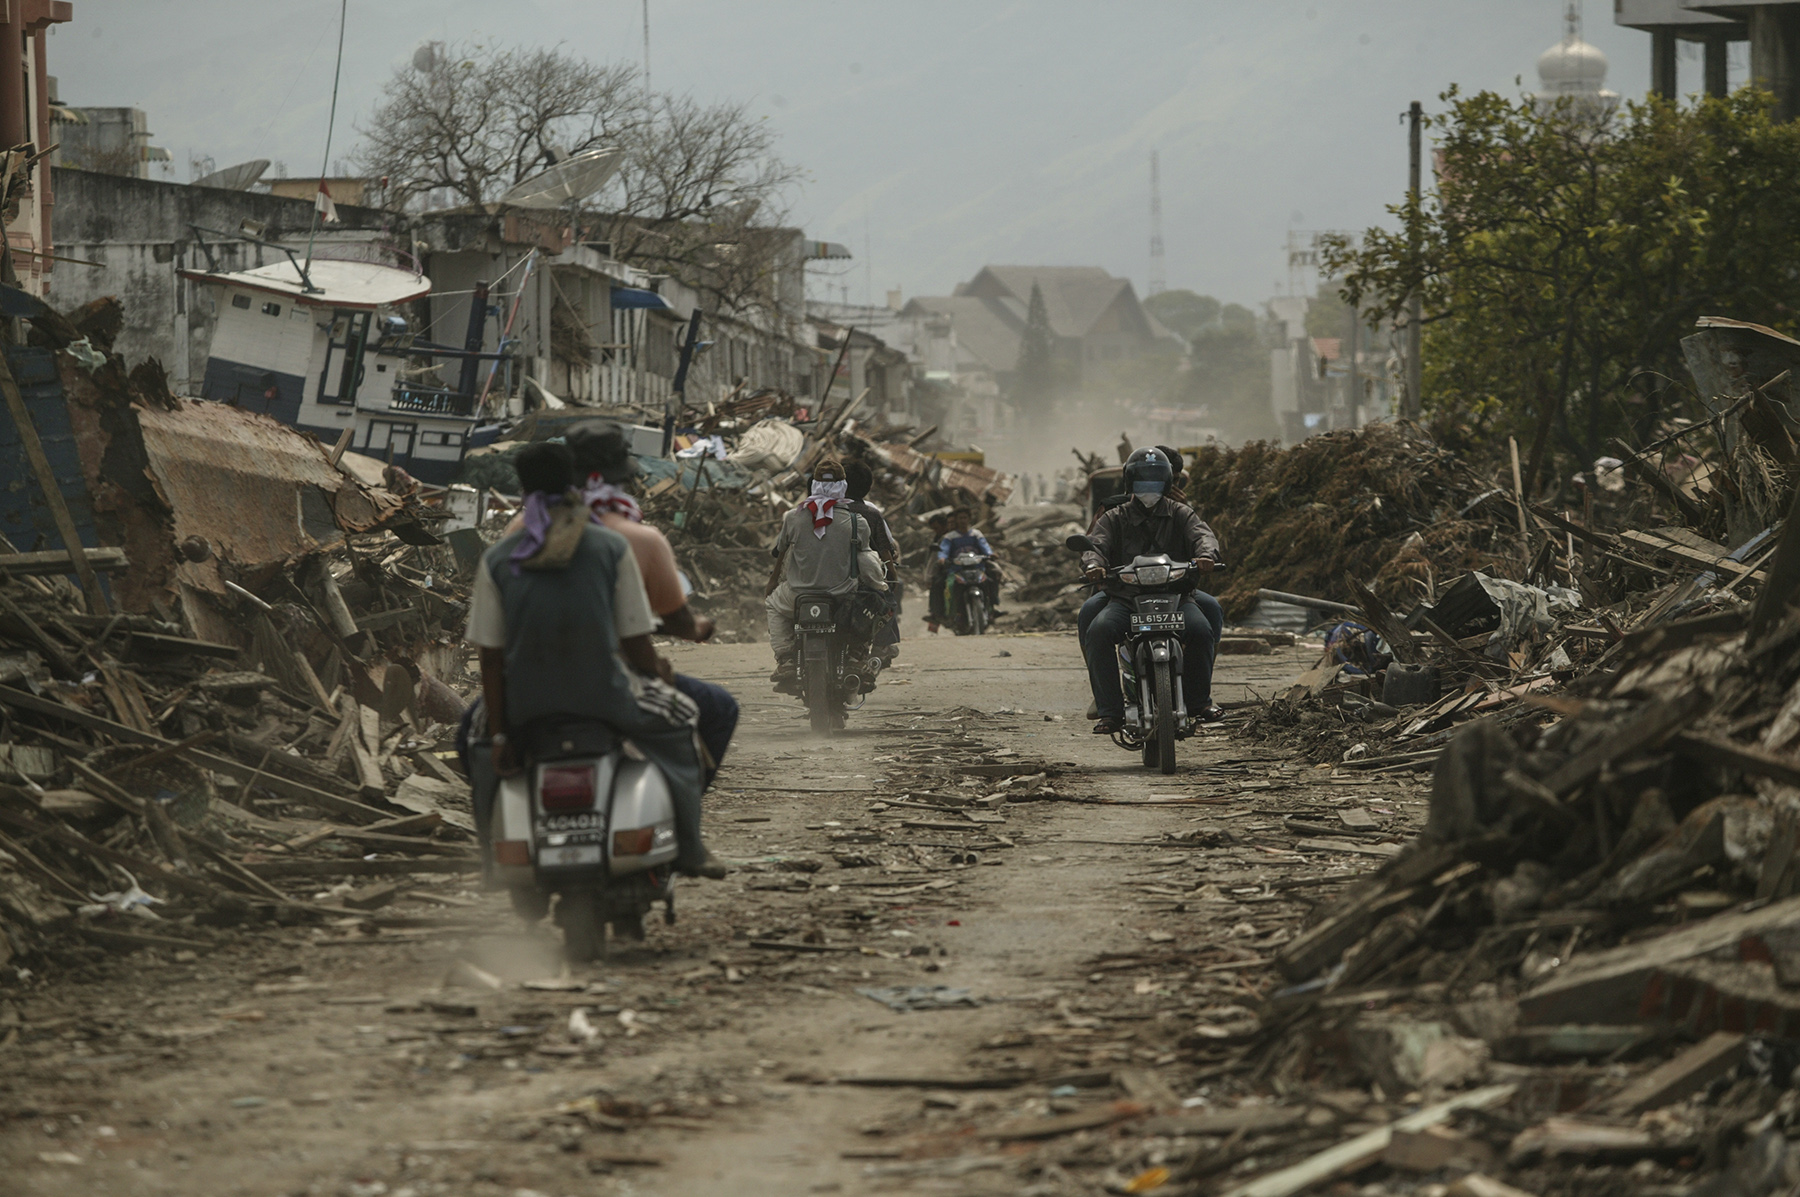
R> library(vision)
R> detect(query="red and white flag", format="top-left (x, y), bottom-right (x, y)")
top-left (314, 181), bottom-right (340, 225)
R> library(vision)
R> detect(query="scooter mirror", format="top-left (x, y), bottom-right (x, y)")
top-left (1065, 534), bottom-right (1096, 554)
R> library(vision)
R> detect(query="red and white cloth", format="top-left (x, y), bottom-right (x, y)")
top-left (802, 480), bottom-right (848, 538)
top-left (581, 477), bottom-right (643, 524)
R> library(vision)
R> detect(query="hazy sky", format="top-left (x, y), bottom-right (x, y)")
top-left (54, 1), bottom-right (1742, 310)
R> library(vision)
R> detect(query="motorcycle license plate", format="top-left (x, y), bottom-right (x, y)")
top-left (1132, 611), bottom-right (1182, 631)
top-left (538, 844), bottom-right (602, 867)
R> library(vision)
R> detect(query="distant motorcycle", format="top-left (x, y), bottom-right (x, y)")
top-left (473, 721), bottom-right (678, 962)
top-left (946, 551), bottom-right (993, 636)
top-left (1068, 534), bottom-right (1205, 775)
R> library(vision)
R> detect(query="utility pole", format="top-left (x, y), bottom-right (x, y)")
top-left (1403, 100), bottom-right (1423, 423)
top-left (1147, 150), bottom-right (1166, 297)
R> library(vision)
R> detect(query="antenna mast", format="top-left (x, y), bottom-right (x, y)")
top-left (1148, 150), bottom-right (1166, 296)
top-left (642, 0), bottom-right (652, 92)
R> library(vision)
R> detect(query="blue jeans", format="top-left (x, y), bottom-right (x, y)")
top-left (673, 673), bottom-right (738, 785)
top-left (1081, 594), bottom-right (1219, 721)
top-left (1079, 590), bottom-right (1223, 656)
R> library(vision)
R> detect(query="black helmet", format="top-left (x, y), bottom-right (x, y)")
top-left (1123, 447), bottom-right (1173, 498)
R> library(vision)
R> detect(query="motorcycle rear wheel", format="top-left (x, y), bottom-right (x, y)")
top-left (559, 892), bottom-right (605, 963)
top-left (1153, 663), bottom-right (1177, 775)
top-left (805, 654), bottom-right (834, 734)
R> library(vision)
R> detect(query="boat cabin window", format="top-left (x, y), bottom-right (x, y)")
top-left (261, 302), bottom-right (281, 317)
top-left (231, 294), bottom-right (251, 310)
top-left (317, 308), bottom-right (372, 407)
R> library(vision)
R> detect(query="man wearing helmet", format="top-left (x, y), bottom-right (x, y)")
top-left (1079, 447), bottom-right (1226, 734)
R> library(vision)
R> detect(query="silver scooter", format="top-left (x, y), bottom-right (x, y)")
top-left (473, 724), bottom-right (679, 961)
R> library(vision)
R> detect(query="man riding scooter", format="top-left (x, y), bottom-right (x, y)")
top-left (1080, 447), bottom-right (1227, 733)
top-left (465, 442), bottom-right (727, 880)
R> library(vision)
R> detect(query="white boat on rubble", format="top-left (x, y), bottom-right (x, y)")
top-left (180, 245), bottom-right (493, 485)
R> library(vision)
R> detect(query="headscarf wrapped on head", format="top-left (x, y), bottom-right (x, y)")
top-left (802, 459), bottom-right (849, 539)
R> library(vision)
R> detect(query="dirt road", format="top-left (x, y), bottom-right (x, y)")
top-left (0, 630), bottom-right (1427, 1196)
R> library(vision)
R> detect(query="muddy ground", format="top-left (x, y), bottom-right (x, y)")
top-left (0, 629), bottom-right (1429, 1197)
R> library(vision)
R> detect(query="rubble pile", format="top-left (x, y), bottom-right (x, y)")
top-left (0, 305), bottom-right (487, 975)
top-left (1186, 423), bottom-right (1522, 621)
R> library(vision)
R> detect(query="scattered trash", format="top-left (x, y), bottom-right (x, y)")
top-left (854, 985), bottom-right (980, 1013)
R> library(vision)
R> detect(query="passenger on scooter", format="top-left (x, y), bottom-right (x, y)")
top-left (927, 506), bottom-right (1001, 633)
top-left (922, 512), bottom-right (951, 629)
top-left (842, 461), bottom-right (902, 662)
top-left (1079, 447), bottom-right (1226, 735)
top-left (565, 423), bottom-right (741, 785)
top-left (766, 459), bottom-right (889, 692)
top-left (466, 441), bottom-right (728, 878)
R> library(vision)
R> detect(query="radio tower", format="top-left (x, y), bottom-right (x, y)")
top-left (1147, 150), bottom-right (1166, 296)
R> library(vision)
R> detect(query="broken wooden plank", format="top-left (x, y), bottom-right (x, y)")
top-left (1619, 530), bottom-right (1759, 578)
top-left (1139, 1106), bottom-right (1307, 1138)
top-left (247, 857), bottom-right (478, 878)
top-left (1673, 731), bottom-right (1800, 788)
top-left (1520, 892), bottom-right (1800, 1026)
top-left (988, 1101), bottom-right (1144, 1142)
top-left (1448, 1176), bottom-right (1539, 1197)
top-left (832, 1073), bottom-right (1033, 1091)
top-left (1540, 691), bottom-right (1708, 797)
top-left (1215, 1084), bottom-right (1517, 1197)
top-left (1508, 1116), bottom-right (1692, 1164)
top-left (124, 630), bottom-right (239, 659)
top-left (0, 684), bottom-right (391, 824)
top-left (1596, 1031), bottom-right (1745, 1116)
top-left (0, 547), bottom-right (129, 575)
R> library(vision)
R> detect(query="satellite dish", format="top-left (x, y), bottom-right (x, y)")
top-left (193, 159), bottom-right (270, 191)
top-left (498, 147), bottom-right (625, 210)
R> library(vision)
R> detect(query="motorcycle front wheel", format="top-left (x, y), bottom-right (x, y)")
top-left (1153, 661), bottom-right (1177, 775)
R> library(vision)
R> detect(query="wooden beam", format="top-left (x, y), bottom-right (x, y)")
top-left (0, 547), bottom-right (128, 575)
top-left (0, 350), bottom-right (110, 614)
top-left (0, 683), bottom-right (390, 823)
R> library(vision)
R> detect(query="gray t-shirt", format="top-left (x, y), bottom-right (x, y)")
top-left (774, 507), bottom-right (887, 596)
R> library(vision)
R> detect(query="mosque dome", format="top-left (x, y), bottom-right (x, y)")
top-left (1537, 34), bottom-right (1610, 95)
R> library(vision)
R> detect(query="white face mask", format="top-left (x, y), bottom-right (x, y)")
top-left (1134, 491), bottom-right (1162, 509)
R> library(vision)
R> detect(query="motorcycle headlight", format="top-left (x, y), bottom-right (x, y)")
top-left (1135, 564), bottom-right (1170, 586)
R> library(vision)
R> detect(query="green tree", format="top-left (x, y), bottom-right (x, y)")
top-left (1013, 281), bottom-right (1060, 412)
top-left (1144, 289), bottom-right (1222, 343)
top-left (1322, 87), bottom-right (1800, 491)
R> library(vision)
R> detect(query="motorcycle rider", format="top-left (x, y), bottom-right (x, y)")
top-left (1080, 447), bottom-right (1226, 734)
top-left (466, 441), bottom-right (727, 879)
top-left (766, 458), bottom-right (889, 692)
top-left (927, 505), bottom-right (1002, 633)
top-left (1079, 446), bottom-right (1224, 675)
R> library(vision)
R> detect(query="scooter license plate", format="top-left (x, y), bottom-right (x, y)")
top-left (539, 844), bottom-right (603, 867)
top-left (1132, 611), bottom-right (1182, 631)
